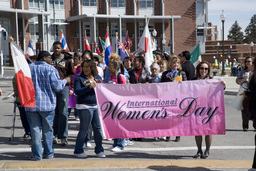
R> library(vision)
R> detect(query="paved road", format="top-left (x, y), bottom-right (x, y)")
top-left (0, 70), bottom-right (254, 171)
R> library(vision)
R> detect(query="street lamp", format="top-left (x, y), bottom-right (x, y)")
top-left (251, 41), bottom-right (254, 56)
top-left (217, 42), bottom-right (220, 68)
top-left (162, 38), bottom-right (166, 52)
top-left (0, 25), bottom-right (8, 78)
top-left (220, 10), bottom-right (226, 75)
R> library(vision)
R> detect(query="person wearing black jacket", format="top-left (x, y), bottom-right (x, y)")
top-left (129, 56), bottom-right (150, 84)
top-left (51, 41), bottom-right (74, 146)
top-left (180, 51), bottom-right (195, 80)
top-left (128, 56), bottom-right (150, 141)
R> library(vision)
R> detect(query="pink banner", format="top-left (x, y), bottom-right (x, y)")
top-left (95, 79), bottom-right (225, 139)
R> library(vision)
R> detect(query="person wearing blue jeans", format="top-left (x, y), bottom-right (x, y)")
top-left (74, 108), bottom-right (104, 154)
top-left (27, 110), bottom-right (55, 159)
top-left (26, 51), bottom-right (69, 161)
top-left (73, 59), bottom-right (105, 158)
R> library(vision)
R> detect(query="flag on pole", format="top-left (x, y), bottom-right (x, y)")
top-left (117, 39), bottom-right (130, 62)
top-left (26, 40), bottom-right (35, 57)
top-left (59, 29), bottom-right (69, 51)
top-left (99, 37), bottom-right (106, 50)
top-left (124, 31), bottom-right (132, 50)
top-left (190, 43), bottom-right (202, 67)
top-left (84, 31), bottom-right (91, 50)
top-left (104, 28), bottom-right (112, 66)
top-left (138, 19), bottom-right (154, 71)
top-left (94, 42), bottom-right (102, 55)
top-left (10, 42), bottom-right (35, 108)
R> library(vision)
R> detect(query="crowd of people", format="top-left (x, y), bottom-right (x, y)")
top-left (10, 41), bottom-right (230, 161)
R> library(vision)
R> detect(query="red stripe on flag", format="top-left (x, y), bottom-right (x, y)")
top-left (145, 37), bottom-right (148, 53)
top-left (16, 70), bottom-right (35, 108)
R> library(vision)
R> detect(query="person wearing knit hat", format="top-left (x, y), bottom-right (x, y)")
top-left (26, 50), bottom-right (70, 161)
top-left (37, 51), bottom-right (52, 64)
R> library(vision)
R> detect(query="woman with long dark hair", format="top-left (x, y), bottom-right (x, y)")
top-left (73, 60), bottom-right (105, 158)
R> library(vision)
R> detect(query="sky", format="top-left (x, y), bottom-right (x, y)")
top-left (208, 0), bottom-right (256, 40)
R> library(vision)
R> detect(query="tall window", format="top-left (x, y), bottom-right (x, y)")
top-left (29, 0), bottom-right (45, 9)
top-left (111, 24), bottom-right (118, 37)
top-left (139, 0), bottom-right (153, 8)
top-left (110, 0), bottom-right (125, 7)
top-left (82, 0), bottom-right (97, 6)
top-left (29, 18), bottom-right (39, 41)
top-left (50, 0), bottom-right (64, 9)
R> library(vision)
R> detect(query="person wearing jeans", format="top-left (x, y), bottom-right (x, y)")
top-left (73, 59), bottom-right (105, 158)
top-left (26, 51), bottom-right (70, 161)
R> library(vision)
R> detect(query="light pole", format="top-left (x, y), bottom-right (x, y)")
top-left (251, 41), bottom-right (254, 56)
top-left (220, 10), bottom-right (226, 75)
top-left (162, 38), bottom-right (166, 52)
top-left (152, 29), bottom-right (157, 50)
top-left (217, 42), bottom-right (220, 68)
top-left (0, 25), bottom-right (8, 78)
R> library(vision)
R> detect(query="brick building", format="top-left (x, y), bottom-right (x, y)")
top-left (0, 0), bottom-right (209, 66)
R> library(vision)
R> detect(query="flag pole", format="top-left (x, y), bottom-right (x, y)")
top-left (116, 32), bottom-right (118, 53)
top-left (9, 37), bottom-right (33, 63)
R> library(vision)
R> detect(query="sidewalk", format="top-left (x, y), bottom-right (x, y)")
top-left (215, 76), bottom-right (239, 95)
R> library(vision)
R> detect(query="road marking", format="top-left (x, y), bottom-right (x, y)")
top-left (0, 160), bottom-right (253, 169)
top-left (0, 146), bottom-right (254, 153)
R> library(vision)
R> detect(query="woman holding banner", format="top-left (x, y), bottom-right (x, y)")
top-left (192, 62), bottom-right (213, 159)
top-left (236, 56), bottom-right (255, 131)
top-left (161, 55), bottom-right (187, 142)
top-left (73, 60), bottom-right (106, 158)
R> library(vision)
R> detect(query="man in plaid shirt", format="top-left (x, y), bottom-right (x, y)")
top-left (26, 51), bottom-right (70, 161)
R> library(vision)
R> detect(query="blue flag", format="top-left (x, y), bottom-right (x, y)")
top-left (117, 39), bottom-right (129, 62)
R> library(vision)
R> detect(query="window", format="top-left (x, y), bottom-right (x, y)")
top-left (29, 0), bottom-right (45, 9)
top-left (82, 0), bottom-right (97, 6)
top-left (29, 18), bottom-right (39, 41)
top-left (139, 0), bottom-right (153, 8)
top-left (110, 0), bottom-right (125, 7)
top-left (50, 0), bottom-right (65, 9)
top-left (84, 25), bottom-right (90, 37)
top-left (111, 24), bottom-right (118, 37)
top-left (139, 25), bottom-right (144, 37)
top-left (197, 29), bottom-right (204, 36)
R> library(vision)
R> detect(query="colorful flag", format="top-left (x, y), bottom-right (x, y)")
top-left (10, 42), bottom-right (35, 108)
top-left (59, 30), bottom-right (69, 51)
top-left (94, 42), bottom-right (102, 55)
top-left (138, 20), bottom-right (154, 71)
top-left (190, 44), bottom-right (202, 67)
top-left (117, 39), bottom-right (130, 62)
top-left (26, 40), bottom-right (34, 57)
top-left (104, 29), bottom-right (112, 66)
top-left (124, 31), bottom-right (132, 50)
top-left (84, 31), bottom-right (91, 50)
top-left (99, 37), bottom-right (106, 50)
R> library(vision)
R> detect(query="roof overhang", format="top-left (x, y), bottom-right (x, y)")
top-left (0, 8), bottom-right (50, 19)
top-left (67, 14), bottom-right (181, 23)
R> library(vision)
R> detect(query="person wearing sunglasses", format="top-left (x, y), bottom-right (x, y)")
top-left (236, 56), bottom-right (255, 132)
top-left (192, 61), bottom-right (225, 159)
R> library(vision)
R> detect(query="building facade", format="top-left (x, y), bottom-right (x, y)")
top-left (0, 0), bottom-right (209, 66)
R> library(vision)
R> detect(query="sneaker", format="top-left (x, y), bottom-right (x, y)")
top-left (53, 136), bottom-right (60, 144)
top-left (125, 139), bottom-right (134, 146)
top-left (111, 147), bottom-right (123, 152)
top-left (23, 133), bottom-right (30, 139)
top-left (75, 116), bottom-right (80, 121)
top-left (107, 146), bottom-right (115, 151)
top-left (74, 153), bottom-right (87, 158)
top-left (87, 140), bottom-right (92, 147)
top-left (96, 152), bottom-right (106, 158)
top-left (29, 154), bottom-right (41, 161)
top-left (61, 138), bottom-right (68, 146)
top-left (44, 155), bottom-right (55, 159)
